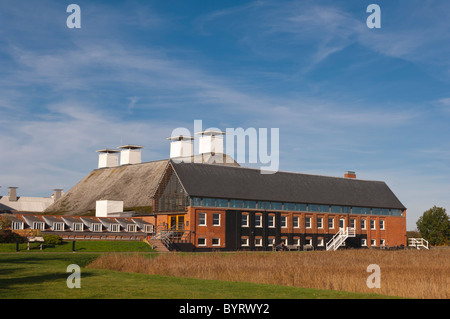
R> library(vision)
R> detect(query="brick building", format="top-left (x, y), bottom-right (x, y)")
top-left (145, 160), bottom-right (407, 251)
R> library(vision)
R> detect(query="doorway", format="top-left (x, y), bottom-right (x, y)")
top-left (169, 215), bottom-right (185, 230)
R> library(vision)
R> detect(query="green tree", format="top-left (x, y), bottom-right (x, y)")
top-left (416, 206), bottom-right (450, 246)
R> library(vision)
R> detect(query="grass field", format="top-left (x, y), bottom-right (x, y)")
top-left (0, 253), bottom-right (388, 299)
top-left (88, 248), bottom-right (450, 299)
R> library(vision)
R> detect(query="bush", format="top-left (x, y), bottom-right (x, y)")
top-left (0, 230), bottom-right (26, 243)
top-left (43, 234), bottom-right (62, 245)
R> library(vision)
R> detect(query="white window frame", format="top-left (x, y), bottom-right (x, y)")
top-left (317, 217), bottom-right (323, 229)
top-left (92, 223), bottom-right (101, 232)
top-left (281, 216), bottom-right (287, 228)
top-left (255, 215), bottom-right (262, 228)
top-left (198, 238), bottom-right (206, 246)
top-left (317, 238), bottom-right (324, 246)
top-left (255, 238), bottom-right (262, 246)
top-left (371, 239), bottom-right (377, 246)
top-left (268, 238), bottom-right (275, 246)
top-left (198, 213), bottom-right (206, 226)
top-left (241, 214), bottom-right (249, 227)
top-left (361, 219), bottom-right (366, 230)
top-left (240, 237), bottom-right (249, 247)
top-left (305, 217), bottom-right (311, 229)
top-left (361, 238), bottom-right (367, 246)
top-left (293, 216), bottom-right (299, 228)
top-left (268, 215), bottom-right (275, 228)
top-left (12, 221), bottom-right (24, 230)
top-left (379, 219), bottom-right (385, 230)
top-left (328, 218), bottom-right (334, 229)
top-left (294, 238), bottom-right (301, 247)
top-left (370, 219), bottom-right (376, 230)
top-left (33, 222), bottom-right (44, 230)
top-left (212, 238), bottom-right (220, 246)
top-left (212, 213), bottom-right (220, 226)
top-left (53, 222), bottom-right (64, 231)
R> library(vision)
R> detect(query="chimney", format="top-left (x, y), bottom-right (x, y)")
top-left (53, 189), bottom-right (64, 201)
top-left (167, 135), bottom-right (194, 158)
top-left (8, 187), bottom-right (18, 201)
top-left (117, 145), bottom-right (143, 165)
top-left (96, 149), bottom-right (120, 168)
top-left (344, 171), bottom-right (356, 179)
top-left (196, 129), bottom-right (226, 154)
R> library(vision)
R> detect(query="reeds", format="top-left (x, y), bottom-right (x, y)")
top-left (87, 248), bottom-right (450, 298)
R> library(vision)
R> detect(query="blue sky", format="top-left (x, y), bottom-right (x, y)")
top-left (0, 0), bottom-right (449, 230)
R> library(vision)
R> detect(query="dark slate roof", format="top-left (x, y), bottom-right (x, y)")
top-left (171, 161), bottom-right (406, 210)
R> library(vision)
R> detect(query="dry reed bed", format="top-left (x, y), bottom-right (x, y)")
top-left (87, 249), bottom-right (450, 298)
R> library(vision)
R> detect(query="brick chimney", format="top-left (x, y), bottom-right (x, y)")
top-left (344, 171), bottom-right (356, 179)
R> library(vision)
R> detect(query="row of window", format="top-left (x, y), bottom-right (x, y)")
top-left (191, 197), bottom-right (403, 216)
top-left (197, 212), bottom-right (385, 230)
top-left (197, 237), bottom-right (386, 247)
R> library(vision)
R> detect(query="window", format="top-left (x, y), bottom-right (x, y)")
top-left (203, 198), bottom-right (216, 207)
top-left (216, 199), bottom-right (228, 207)
top-left (361, 219), bottom-right (366, 230)
top-left (258, 201), bottom-right (271, 210)
top-left (352, 207), bottom-right (362, 215)
top-left (305, 238), bottom-right (312, 246)
top-left (268, 215), bottom-right (275, 228)
top-left (241, 237), bottom-right (249, 247)
top-left (192, 197), bottom-right (202, 206)
top-left (212, 213), bottom-right (220, 226)
top-left (331, 206), bottom-right (350, 213)
top-left (371, 239), bottom-right (376, 246)
top-left (350, 218), bottom-right (355, 229)
top-left (296, 204), bottom-right (307, 212)
top-left (281, 237), bottom-right (288, 245)
top-left (372, 208), bottom-right (382, 215)
top-left (317, 217), bottom-right (323, 229)
top-left (92, 223), bottom-right (101, 232)
top-left (33, 222), bottom-right (44, 230)
top-left (391, 209), bottom-right (402, 216)
top-left (317, 238), bottom-right (324, 246)
top-left (198, 238), bottom-right (206, 246)
top-left (12, 222), bottom-right (23, 230)
top-left (230, 199), bottom-right (243, 208)
top-left (293, 238), bottom-right (301, 246)
top-left (198, 213), bottom-right (206, 226)
top-left (361, 238), bottom-right (367, 246)
top-left (362, 207), bottom-right (371, 215)
top-left (73, 223), bottom-right (83, 231)
top-left (255, 215), bottom-right (262, 228)
top-left (370, 219), bottom-right (376, 230)
top-left (309, 204), bottom-right (319, 212)
top-left (305, 217), bottom-right (311, 229)
top-left (284, 203), bottom-right (296, 211)
top-left (293, 216), bottom-right (299, 228)
top-left (320, 205), bottom-right (330, 213)
top-left (53, 223), bottom-right (64, 231)
top-left (281, 216), bottom-right (287, 228)
top-left (379, 220), bottom-right (385, 230)
top-left (127, 225), bottom-right (136, 232)
top-left (243, 200), bottom-right (257, 209)
top-left (212, 238), bottom-right (220, 246)
top-left (255, 238), bottom-right (262, 246)
top-left (328, 218), bottom-right (334, 229)
top-left (271, 202), bottom-right (283, 210)
top-left (241, 214), bottom-right (249, 227)
top-left (268, 238), bottom-right (275, 246)
top-left (380, 239), bottom-right (385, 246)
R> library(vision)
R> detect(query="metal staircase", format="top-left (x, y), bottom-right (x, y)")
top-left (326, 227), bottom-right (356, 251)
top-left (408, 238), bottom-right (429, 250)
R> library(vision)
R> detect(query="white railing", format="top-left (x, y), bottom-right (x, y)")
top-left (408, 238), bottom-right (429, 250)
top-left (326, 227), bottom-right (355, 251)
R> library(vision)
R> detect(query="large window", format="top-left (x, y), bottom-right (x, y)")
top-left (255, 215), bottom-right (262, 227)
top-left (268, 215), bottom-right (275, 228)
top-left (212, 213), bottom-right (220, 226)
top-left (198, 213), bottom-right (206, 226)
top-left (230, 199), bottom-right (244, 208)
top-left (216, 199), bottom-right (228, 207)
top-left (281, 216), bottom-right (287, 228)
top-left (241, 214), bottom-right (249, 227)
top-left (305, 217), bottom-right (311, 229)
top-left (244, 200), bottom-right (257, 209)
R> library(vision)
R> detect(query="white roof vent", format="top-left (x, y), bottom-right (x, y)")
top-left (96, 149), bottom-right (120, 168)
top-left (195, 129), bottom-right (225, 155)
top-left (167, 135), bottom-right (194, 158)
top-left (117, 145), bottom-right (143, 165)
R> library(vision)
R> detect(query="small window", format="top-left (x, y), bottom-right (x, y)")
top-left (92, 223), bottom-right (101, 232)
top-left (281, 216), bottom-right (287, 228)
top-left (241, 237), bottom-right (249, 247)
top-left (212, 213), bottom-right (220, 226)
top-left (255, 238), bottom-right (262, 246)
top-left (370, 219), bottom-right (376, 230)
top-left (268, 215), bottom-right (275, 228)
top-left (198, 213), bottom-right (206, 226)
top-left (241, 214), bottom-right (249, 227)
top-left (293, 216), bottom-right (299, 228)
top-left (317, 238), bottom-right (324, 246)
top-left (198, 238), bottom-right (206, 246)
top-left (294, 238), bottom-right (301, 246)
top-left (12, 222), bottom-right (23, 230)
top-left (212, 238), bottom-right (220, 246)
top-left (305, 238), bottom-right (312, 246)
top-left (371, 239), bottom-right (377, 246)
top-left (255, 215), bottom-right (262, 228)
top-left (281, 238), bottom-right (288, 245)
top-left (350, 218), bottom-right (355, 229)
top-left (317, 217), bottom-right (323, 229)
top-left (361, 238), bottom-right (367, 246)
top-left (379, 220), bottom-right (385, 230)
top-left (361, 219), bottom-right (366, 230)
top-left (380, 239), bottom-right (385, 246)
top-left (268, 238), bottom-right (275, 246)
top-left (328, 218), bottom-right (334, 229)
top-left (305, 217), bottom-right (311, 229)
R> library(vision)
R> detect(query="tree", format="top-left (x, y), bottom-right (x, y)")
top-left (416, 206), bottom-right (450, 246)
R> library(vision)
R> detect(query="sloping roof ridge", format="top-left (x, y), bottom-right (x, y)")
top-left (93, 158), bottom-right (169, 171)
top-left (172, 161), bottom-right (386, 183)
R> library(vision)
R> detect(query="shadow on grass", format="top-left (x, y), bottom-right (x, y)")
top-left (0, 271), bottom-right (96, 289)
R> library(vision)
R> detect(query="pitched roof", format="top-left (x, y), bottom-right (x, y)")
top-left (171, 161), bottom-right (406, 210)
top-left (45, 159), bottom-right (169, 215)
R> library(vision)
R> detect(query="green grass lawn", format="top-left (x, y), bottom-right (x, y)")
top-left (0, 253), bottom-right (393, 299)
top-left (0, 240), bottom-right (156, 253)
